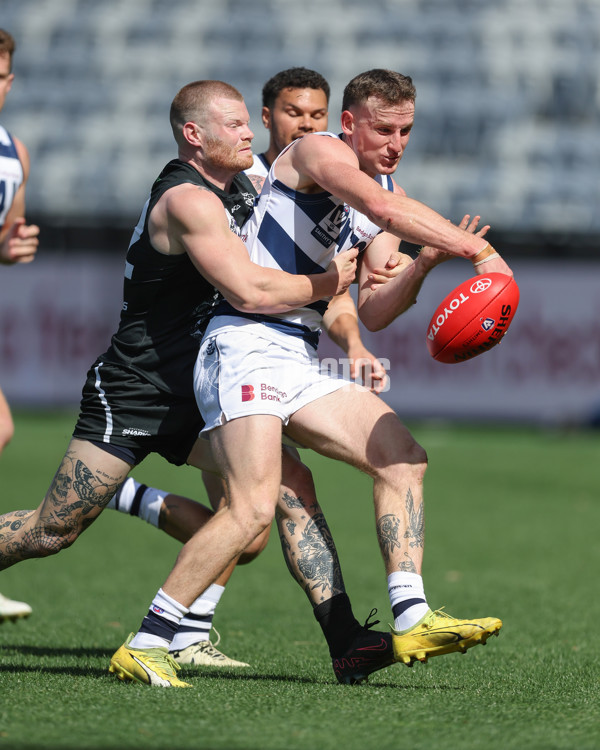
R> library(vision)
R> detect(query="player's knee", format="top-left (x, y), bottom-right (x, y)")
top-left (282, 457), bottom-right (315, 497)
top-left (230, 495), bottom-right (275, 546)
top-left (409, 440), bottom-right (428, 477)
top-left (33, 523), bottom-right (78, 557)
top-left (238, 525), bottom-right (271, 565)
top-left (374, 436), bottom-right (428, 486)
top-left (251, 501), bottom-right (276, 535)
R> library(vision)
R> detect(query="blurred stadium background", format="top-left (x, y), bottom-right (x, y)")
top-left (1, 0), bottom-right (599, 424)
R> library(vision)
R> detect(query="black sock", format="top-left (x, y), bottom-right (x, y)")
top-left (313, 593), bottom-right (363, 657)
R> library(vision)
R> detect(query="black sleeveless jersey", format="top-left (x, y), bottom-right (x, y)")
top-left (99, 159), bottom-right (256, 396)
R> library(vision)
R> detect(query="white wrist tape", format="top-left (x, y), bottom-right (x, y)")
top-left (473, 252), bottom-right (500, 267)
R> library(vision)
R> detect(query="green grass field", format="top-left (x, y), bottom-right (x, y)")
top-left (1, 411), bottom-right (599, 750)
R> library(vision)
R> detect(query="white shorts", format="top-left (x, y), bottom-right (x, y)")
top-left (194, 319), bottom-right (351, 434)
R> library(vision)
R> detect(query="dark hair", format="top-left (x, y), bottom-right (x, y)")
top-left (0, 28), bottom-right (16, 71)
top-left (342, 69), bottom-right (416, 111)
top-left (262, 67), bottom-right (330, 108)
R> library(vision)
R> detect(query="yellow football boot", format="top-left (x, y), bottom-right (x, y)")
top-left (109, 633), bottom-right (192, 687)
top-left (392, 608), bottom-right (502, 666)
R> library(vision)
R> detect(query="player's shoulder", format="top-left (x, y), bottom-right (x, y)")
top-left (160, 180), bottom-right (224, 220)
top-left (300, 131), bottom-right (342, 148)
top-left (295, 131), bottom-right (355, 165)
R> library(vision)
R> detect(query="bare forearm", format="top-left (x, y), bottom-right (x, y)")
top-left (223, 248), bottom-right (357, 314)
top-left (227, 267), bottom-right (336, 314)
top-left (359, 254), bottom-right (430, 331)
top-left (371, 194), bottom-right (487, 258)
top-left (323, 292), bottom-right (361, 352)
top-left (324, 312), bottom-right (362, 352)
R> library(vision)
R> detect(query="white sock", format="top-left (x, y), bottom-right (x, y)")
top-left (129, 588), bottom-right (189, 650)
top-left (170, 584), bottom-right (225, 652)
top-left (388, 571), bottom-right (430, 632)
top-left (106, 477), bottom-right (163, 527)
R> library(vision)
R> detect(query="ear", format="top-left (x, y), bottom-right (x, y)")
top-left (261, 106), bottom-right (272, 131)
top-left (340, 109), bottom-right (354, 136)
top-left (182, 121), bottom-right (202, 147)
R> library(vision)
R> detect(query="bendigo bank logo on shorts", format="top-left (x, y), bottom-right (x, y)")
top-left (241, 385), bottom-right (255, 402)
top-left (241, 383), bottom-right (287, 403)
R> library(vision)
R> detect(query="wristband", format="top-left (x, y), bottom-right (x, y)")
top-left (473, 252), bottom-right (500, 267)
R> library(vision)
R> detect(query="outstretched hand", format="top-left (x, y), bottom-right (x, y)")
top-left (419, 214), bottom-right (489, 270)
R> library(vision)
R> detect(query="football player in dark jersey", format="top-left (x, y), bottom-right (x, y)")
top-left (0, 80), bottom-right (379, 689)
top-left (107, 68), bottom-right (402, 681)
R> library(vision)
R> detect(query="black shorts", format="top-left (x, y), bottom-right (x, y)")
top-left (73, 360), bottom-right (204, 467)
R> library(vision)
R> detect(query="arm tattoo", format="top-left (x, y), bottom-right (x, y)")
top-left (247, 174), bottom-right (265, 193)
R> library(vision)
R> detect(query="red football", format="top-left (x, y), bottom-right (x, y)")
top-left (426, 273), bottom-right (520, 364)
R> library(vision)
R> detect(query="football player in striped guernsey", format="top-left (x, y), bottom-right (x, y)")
top-left (0, 27), bottom-right (39, 625)
top-left (190, 69), bottom-right (511, 669)
top-left (108, 68), bottom-right (403, 684)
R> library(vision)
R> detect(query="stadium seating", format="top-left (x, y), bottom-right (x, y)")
top-left (2, 0), bottom-right (599, 236)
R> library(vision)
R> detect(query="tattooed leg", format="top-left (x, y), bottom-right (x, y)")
top-left (375, 481), bottom-right (426, 575)
top-left (285, 386), bottom-right (428, 578)
top-left (276, 447), bottom-right (345, 606)
top-left (0, 438), bottom-right (131, 570)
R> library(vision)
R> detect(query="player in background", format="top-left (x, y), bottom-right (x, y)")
top-left (0, 28), bottom-right (39, 624)
top-left (106, 68), bottom-right (400, 674)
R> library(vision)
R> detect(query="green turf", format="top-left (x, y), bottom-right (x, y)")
top-left (1, 411), bottom-right (599, 750)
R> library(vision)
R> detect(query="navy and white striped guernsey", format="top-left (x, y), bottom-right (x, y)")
top-left (213, 132), bottom-right (394, 343)
top-left (0, 125), bottom-right (24, 226)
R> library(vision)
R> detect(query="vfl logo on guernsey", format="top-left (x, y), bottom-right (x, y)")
top-left (241, 385), bottom-right (255, 402)
top-left (311, 204), bottom-right (350, 248)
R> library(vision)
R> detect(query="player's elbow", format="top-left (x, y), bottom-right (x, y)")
top-left (225, 286), bottom-right (280, 314)
top-left (359, 310), bottom-right (386, 333)
top-left (364, 193), bottom-right (396, 230)
top-left (227, 292), bottom-right (269, 314)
